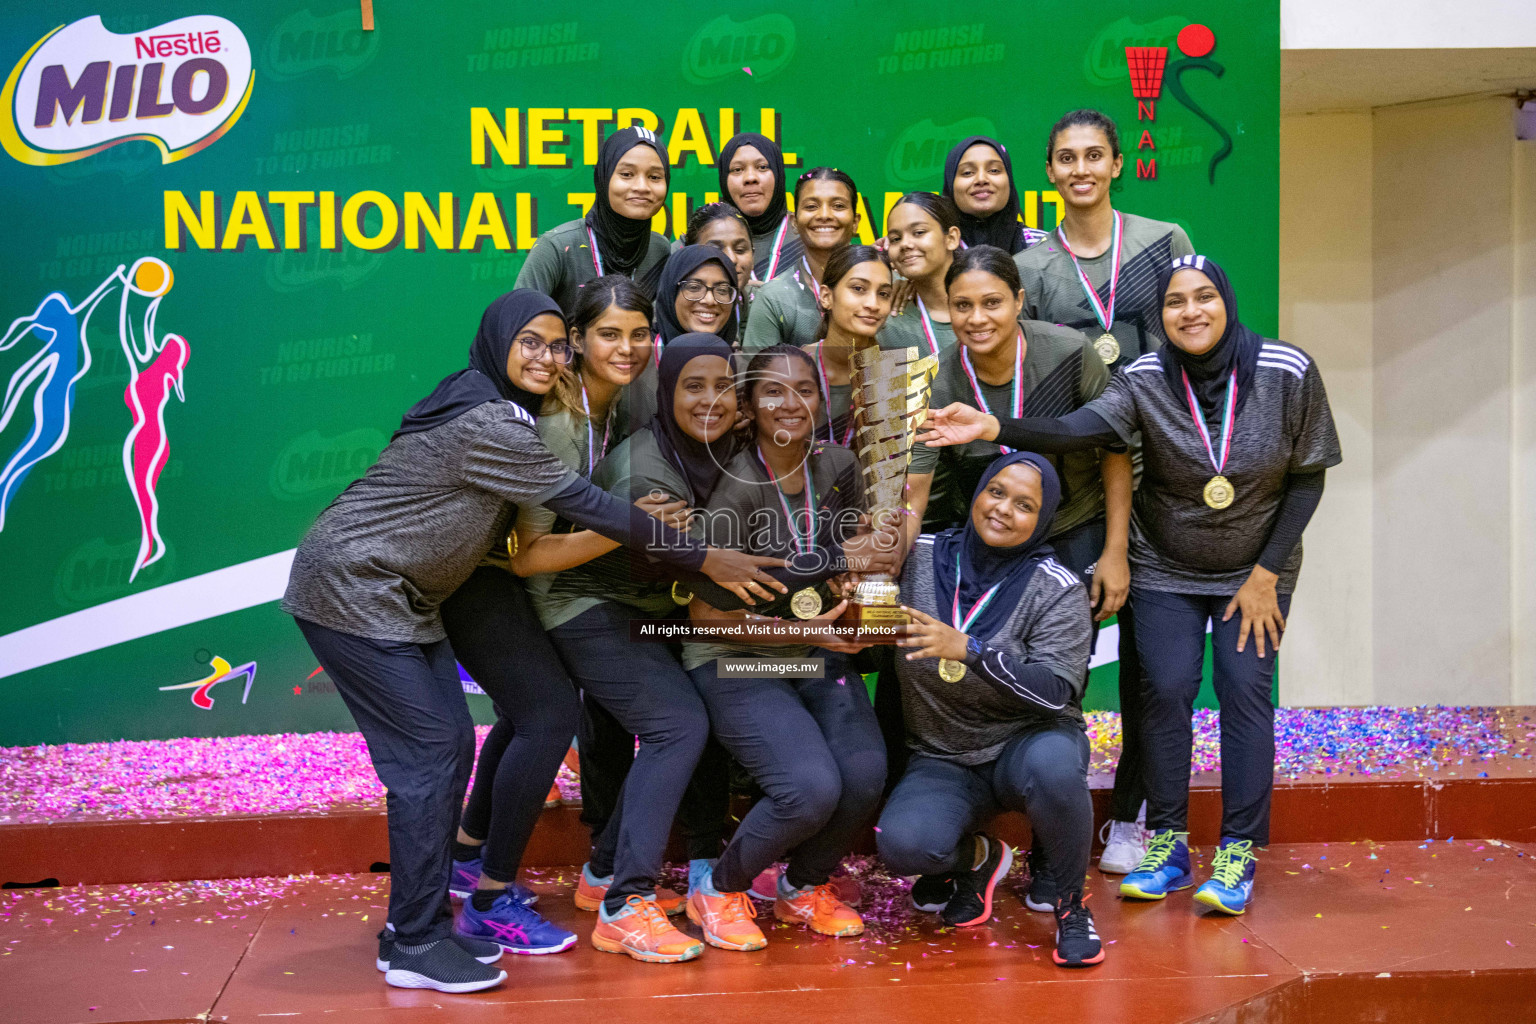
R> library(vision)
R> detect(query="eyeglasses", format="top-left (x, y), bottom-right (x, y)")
top-left (518, 336), bottom-right (575, 364)
top-left (678, 278), bottom-right (738, 304)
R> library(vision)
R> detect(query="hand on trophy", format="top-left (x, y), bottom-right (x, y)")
top-left (841, 519), bottom-right (904, 576)
top-left (896, 605), bottom-right (969, 662)
top-left (916, 402), bottom-right (1000, 448)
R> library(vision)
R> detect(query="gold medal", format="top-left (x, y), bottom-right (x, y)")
top-left (938, 658), bottom-right (967, 682)
top-left (1094, 332), bottom-right (1120, 364)
top-left (790, 587), bottom-right (823, 620)
top-left (1203, 474), bottom-right (1235, 510)
top-left (670, 581), bottom-right (694, 606)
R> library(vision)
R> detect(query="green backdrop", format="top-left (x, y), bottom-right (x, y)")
top-left (0, 2), bottom-right (1278, 744)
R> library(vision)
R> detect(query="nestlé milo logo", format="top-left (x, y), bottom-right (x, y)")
top-left (885, 116), bottom-right (998, 189)
top-left (265, 7), bottom-right (379, 80)
top-left (2, 14), bottom-right (254, 166)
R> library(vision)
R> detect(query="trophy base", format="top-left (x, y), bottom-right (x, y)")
top-left (837, 579), bottom-right (908, 643)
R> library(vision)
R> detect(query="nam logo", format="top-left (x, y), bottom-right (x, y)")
top-left (159, 654), bottom-right (257, 709)
top-left (684, 14), bottom-right (795, 84)
top-left (1, 14), bottom-right (254, 166)
top-left (1124, 23), bottom-right (1233, 184)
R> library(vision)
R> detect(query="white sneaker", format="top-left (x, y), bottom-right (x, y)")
top-left (1097, 819), bottom-right (1148, 875)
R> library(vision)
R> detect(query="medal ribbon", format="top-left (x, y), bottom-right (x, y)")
top-left (763, 214), bottom-right (790, 280)
top-left (950, 552), bottom-right (1003, 633)
top-left (798, 256), bottom-right (823, 304)
top-left (584, 225), bottom-right (605, 277)
top-left (578, 376), bottom-right (609, 477)
top-left (814, 342), bottom-right (856, 446)
top-left (1181, 369), bottom-right (1237, 476)
top-left (958, 332), bottom-right (1025, 453)
top-left (914, 295), bottom-right (941, 357)
top-left (1056, 210), bottom-right (1123, 334)
top-left (757, 446), bottom-right (817, 556)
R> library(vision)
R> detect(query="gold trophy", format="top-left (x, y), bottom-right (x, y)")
top-left (838, 340), bottom-right (937, 641)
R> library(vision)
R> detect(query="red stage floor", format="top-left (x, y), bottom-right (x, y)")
top-left (6, 841), bottom-right (1535, 1024)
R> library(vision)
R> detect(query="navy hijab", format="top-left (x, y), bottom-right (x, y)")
top-left (655, 245), bottom-right (741, 345)
top-left (587, 126), bottom-right (670, 277)
top-left (942, 135), bottom-right (1026, 255)
top-left (931, 452), bottom-right (1062, 641)
top-left (717, 132), bottom-right (788, 236)
top-left (394, 290), bottom-right (564, 438)
top-left (1155, 254), bottom-right (1262, 423)
top-left (649, 333), bottom-right (737, 505)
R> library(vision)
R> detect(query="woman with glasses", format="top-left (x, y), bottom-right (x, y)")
top-left (614, 245), bottom-right (742, 438)
top-left (682, 203), bottom-right (756, 334)
top-left (516, 127), bottom-right (672, 313)
top-left (741, 167), bottom-right (861, 353)
top-left (444, 277), bottom-right (681, 943)
top-left (283, 293), bottom-right (786, 992)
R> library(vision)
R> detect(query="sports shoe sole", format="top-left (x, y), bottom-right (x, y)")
top-left (1024, 893), bottom-right (1055, 913)
top-left (578, 889), bottom-right (685, 916)
top-left (949, 842), bottom-right (1015, 928)
top-left (1097, 852), bottom-right (1144, 875)
top-left (773, 904), bottom-right (864, 936)
top-left (686, 902), bottom-right (768, 951)
top-left (461, 931), bottom-right (578, 955)
top-left (1119, 874), bottom-right (1194, 901)
top-left (383, 968), bottom-right (506, 992)
top-left (1052, 948), bottom-right (1106, 968)
top-left (911, 898), bottom-right (949, 913)
top-left (1193, 888), bottom-right (1248, 915)
top-left (590, 931), bottom-right (703, 963)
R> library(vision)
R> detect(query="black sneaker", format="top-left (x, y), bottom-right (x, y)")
top-left (375, 927), bottom-right (502, 971)
top-left (1024, 845), bottom-right (1056, 912)
top-left (910, 874), bottom-right (955, 913)
top-left (383, 937), bottom-right (506, 992)
top-left (940, 833), bottom-right (1013, 928)
top-left (1052, 892), bottom-right (1104, 968)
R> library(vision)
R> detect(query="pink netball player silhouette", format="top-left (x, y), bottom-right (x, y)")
top-left (0, 257), bottom-right (189, 581)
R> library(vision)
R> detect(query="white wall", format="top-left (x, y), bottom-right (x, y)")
top-left (1512, 135), bottom-right (1536, 705)
top-left (1278, 112), bottom-right (1375, 705)
top-left (1283, 0), bottom-right (1536, 49)
top-left (1280, 95), bottom-right (1532, 706)
top-left (1372, 97), bottom-right (1516, 706)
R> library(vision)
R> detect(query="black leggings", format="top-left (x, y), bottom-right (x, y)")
top-left (1051, 516), bottom-right (1147, 823)
top-left (444, 566), bottom-right (580, 884)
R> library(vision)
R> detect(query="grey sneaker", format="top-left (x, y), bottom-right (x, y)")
top-left (376, 925), bottom-right (502, 971)
top-left (1097, 819), bottom-right (1149, 875)
top-left (382, 937), bottom-right (506, 992)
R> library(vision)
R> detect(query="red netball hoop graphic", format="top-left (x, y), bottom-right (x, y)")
top-left (1125, 46), bottom-right (1167, 99)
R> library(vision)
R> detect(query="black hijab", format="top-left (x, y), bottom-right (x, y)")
top-left (1155, 254), bottom-right (1262, 424)
top-left (942, 135), bottom-right (1026, 255)
top-left (654, 245), bottom-right (741, 345)
top-left (931, 452), bottom-right (1062, 642)
top-left (586, 126), bottom-right (670, 277)
top-left (648, 333), bottom-right (737, 505)
top-left (394, 290), bottom-right (564, 438)
top-left (717, 132), bottom-right (788, 236)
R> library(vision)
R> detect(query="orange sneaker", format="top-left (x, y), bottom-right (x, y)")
top-left (687, 888), bottom-right (767, 951)
top-left (775, 882), bottom-right (865, 937)
top-left (573, 863), bottom-right (683, 916)
top-left (591, 894), bottom-right (702, 964)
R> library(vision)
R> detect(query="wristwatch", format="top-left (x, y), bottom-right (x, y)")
top-left (964, 634), bottom-right (984, 665)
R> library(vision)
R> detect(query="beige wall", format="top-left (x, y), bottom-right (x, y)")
top-left (1279, 96), bottom-right (1531, 705)
top-left (1278, 112), bottom-right (1374, 705)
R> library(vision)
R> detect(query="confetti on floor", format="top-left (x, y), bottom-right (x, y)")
top-left (0, 708), bottom-right (1527, 825)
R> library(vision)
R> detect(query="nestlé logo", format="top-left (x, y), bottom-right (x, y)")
top-left (1, 14), bottom-right (254, 167)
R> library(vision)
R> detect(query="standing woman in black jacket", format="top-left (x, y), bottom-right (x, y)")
top-left (918, 255), bottom-right (1341, 918)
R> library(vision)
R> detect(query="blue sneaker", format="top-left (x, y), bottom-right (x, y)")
top-left (1194, 838), bottom-right (1257, 915)
top-left (448, 858), bottom-right (537, 905)
top-left (457, 892), bottom-right (576, 954)
top-left (1119, 829), bottom-right (1194, 900)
